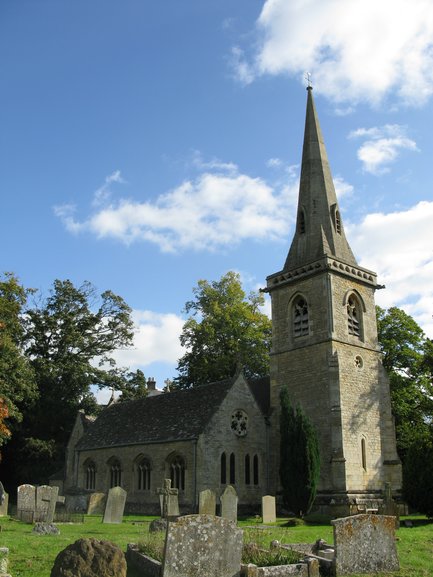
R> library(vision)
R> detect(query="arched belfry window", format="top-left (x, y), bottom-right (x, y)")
top-left (108, 458), bottom-right (122, 488)
top-left (169, 455), bottom-right (185, 491)
top-left (347, 295), bottom-right (361, 338)
top-left (137, 457), bottom-right (152, 491)
top-left (293, 296), bottom-right (309, 338)
top-left (335, 210), bottom-right (341, 234)
top-left (84, 460), bottom-right (96, 490)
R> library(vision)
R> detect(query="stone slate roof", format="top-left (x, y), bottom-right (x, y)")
top-left (76, 375), bottom-right (270, 451)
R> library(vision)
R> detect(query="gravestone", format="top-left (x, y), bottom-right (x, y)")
top-left (17, 484), bottom-right (36, 522)
top-left (87, 492), bottom-right (107, 515)
top-left (332, 514), bottom-right (399, 575)
top-left (0, 484), bottom-right (8, 517)
top-left (199, 489), bottom-right (216, 516)
top-left (380, 482), bottom-right (399, 527)
top-left (262, 495), bottom-right (276, 524)
top-left (220, 485), bottom-right (237, 523)
top-left (157, 479), bottom-right (179, 519)
top-left (44, 486), bottom-right (65, 523)
top-left (103, 486), bottom-right (127, 524)
top-left (162, 514), bottom-right (243, 577)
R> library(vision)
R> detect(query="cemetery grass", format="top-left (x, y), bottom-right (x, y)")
top-left (0, 515), bottom-right (432, 577)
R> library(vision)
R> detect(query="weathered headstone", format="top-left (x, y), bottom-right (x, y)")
top-left (162, 514), bottom-right (243, 577)
top-left (380, 482), bottom-right (399, 527)
top-left (262, 495), bottom-right (276, 524)
top-left (17, 484), bottom-right (36, 522)
top-left (332, 514), bottom-right (399, 575)
top-left (199, 489), bottom-right (216, 516)
top-left (0, 483), bottom-right (8, 517)
top-left (35, 485), bottom-right (65, 523)
top-left (103, 486), bottom-right (127, 524)
top-left (0, 547), bottom-right (10, 577)
top-left (220, 485), bottom-right (238, 523)
top-left (87, 492), bottom-right (107, 515)
top-left (157, 479), bottom-right (179, 519)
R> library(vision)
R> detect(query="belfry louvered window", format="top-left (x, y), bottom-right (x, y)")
top-left (293, 296), bottom-right (309, 337)
top-left (347, 295), bottom-right (361, 337)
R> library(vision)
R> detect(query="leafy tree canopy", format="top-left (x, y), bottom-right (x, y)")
top-left (0, 273), bottom-right (37, 425)
top-left (174, 271), bottom-right (271, 388)
top-left (377, 306), bottom-right (433, 460)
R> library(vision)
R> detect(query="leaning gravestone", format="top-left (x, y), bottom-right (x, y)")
top-left (262, 495), bottom-right (276, 524)
top-left (220, 485), bottom-right (238, 523)
top-left (199, 489), bottom-right (216, 516)
top-left (17, 484), bottom-right (36, 522)
top-left (162, 514), bottom-right (243, 577)
top-left (103, 486), bottom-right (127, 524)
top-left (87, 492), bottom-right (107, 515)
top-left (332, 514), bottom-right (399, 575)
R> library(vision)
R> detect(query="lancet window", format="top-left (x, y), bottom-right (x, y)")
top-left (347, 295), bottom-right (361, 337)
top-left (137, 458), bottom-right (152, 491)
top-left (170, 455), bottom-right (185, 491)
top-left (293, 296), bottom-right (309, 337)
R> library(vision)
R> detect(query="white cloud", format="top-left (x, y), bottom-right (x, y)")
top-left (93, 170), bottom-right (125, 206)
top-left (348, 125), bottom-right (418, 174)
top-left (238, 0), bottom-right (433, 106)
top-left (348, 200), bottom-right (433, 337)
top-left (112, 310), bottom-right (185, 369)
top-left (56, 165), bottom-right (297, 253)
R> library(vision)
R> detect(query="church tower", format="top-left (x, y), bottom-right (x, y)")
top-left (266, 87), bottom-right (401, 514)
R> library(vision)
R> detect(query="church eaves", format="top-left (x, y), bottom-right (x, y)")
top-left (284, 87), bottom-right (357, 271)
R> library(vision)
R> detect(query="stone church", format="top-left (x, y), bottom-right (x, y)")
top-left (62, 87), bottom-right (402, 516)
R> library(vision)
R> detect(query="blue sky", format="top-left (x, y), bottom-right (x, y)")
top-left (2, 0), bottom-right (433, 398)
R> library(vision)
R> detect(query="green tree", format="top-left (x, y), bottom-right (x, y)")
top-left (279, 386), bottom-right (320, 516)
top-left (0, 273), bottom-right (37, 429)
top-left (174, 271), bottom-right (271, 388)
top-left (403, 436), bottom-right (433, 517)
top-left (4, 279), bottom-right (135, 485)
top-left (376, 306), bottom-right (433, 460)
top-left (117, 369), bottom-right (148, 401)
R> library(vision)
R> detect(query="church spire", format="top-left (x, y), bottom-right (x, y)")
top-left (284, 87), bottom-right (357, 271)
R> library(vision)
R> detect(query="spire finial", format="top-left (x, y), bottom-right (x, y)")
top-left (305, 71), bottom-right (313, 90)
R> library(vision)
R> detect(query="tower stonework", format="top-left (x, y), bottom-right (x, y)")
top-left (266, 88), bottom-right (401, 514)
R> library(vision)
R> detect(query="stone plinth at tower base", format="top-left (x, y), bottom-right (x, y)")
top-left (310, 492), bottom-right (387, 519)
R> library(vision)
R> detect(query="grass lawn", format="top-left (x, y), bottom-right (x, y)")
top-left (0, 515), bottom-right (432, 577)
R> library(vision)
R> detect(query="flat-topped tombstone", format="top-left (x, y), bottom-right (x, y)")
top-left (157, 479), bottom-right (179, 519)
top-left (103, 486), bottom-right (127, 524)
top-left (332, 514), bottom-right (399, 575)
top-left (17, 484), bottom-right (36, 522)
top-left (262, 495), bottom-right (276, 524)
top-left (87, 492), bottom-right (107, 515)
top-left (162, 514), bottom-right (243, 577)
top-left (220, 485), bottom-right (237, 523)
top-left (199, 489), bottom-right (216, 516)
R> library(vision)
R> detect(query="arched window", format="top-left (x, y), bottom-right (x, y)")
top-left (229, 452), bottom-right (236, 484)
top-left (220, 452), bottom-right (227, 484)
top-left (293, 296), bottom-right (309, 337)
top-left (84, 460), bottom-right (96, 490)
top-left (347, 295), bottom-right (361, 338)
top-left (170, 455), bottom-right (185, 491)
top-left (108, 458), bottom-right (122, 488)
top-left (244, 454), bottom-right (251, 485)
top-left (137, 457), bottom-right (152, 491)
top-left (253, 455), bottom-right (259, 485)
top-left (361, 438), bottom-right (367, 471)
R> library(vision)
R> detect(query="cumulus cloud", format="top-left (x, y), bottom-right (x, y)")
top-left (348, 125), bottom-right (418, 174)
top-left (348, 200), bottom-right (433, 336)
top-left (112, 310), bottom-right (185, 370)
top-left (55, 163), bottom-right (297, 253)
top-left (235, 0), bottom-right (433, 106)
